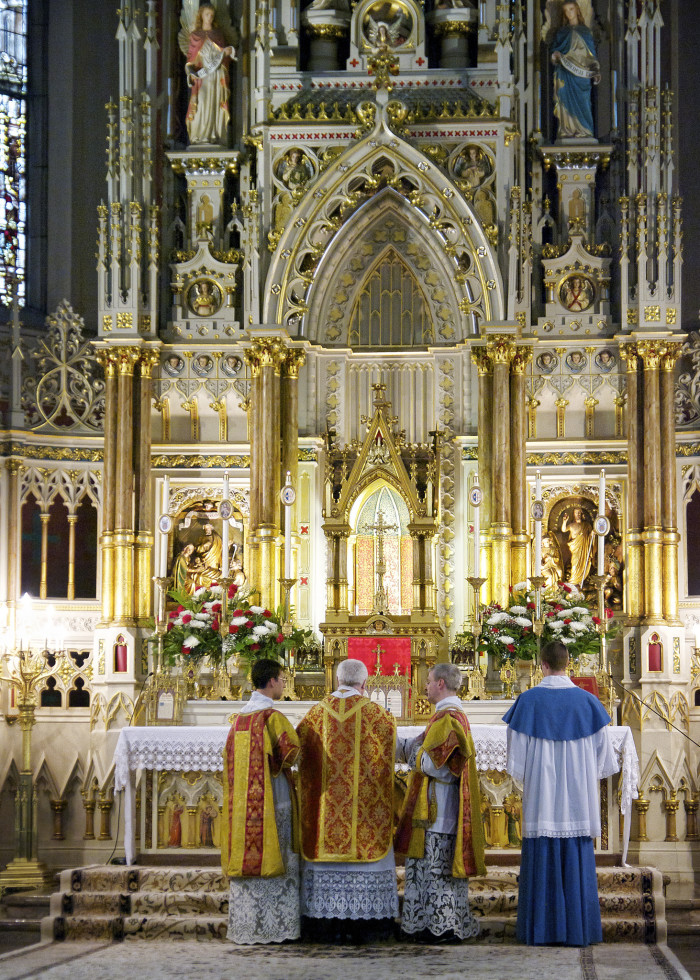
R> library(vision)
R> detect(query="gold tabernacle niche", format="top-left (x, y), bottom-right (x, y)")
top-left (320, 383), bottom-right (443, 694)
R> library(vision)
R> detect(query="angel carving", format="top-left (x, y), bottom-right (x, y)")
top-left (179, 1), bottom-right (237, 146)
top-left (542, 0), bottom-right (600, 139)
top-left (364, 4), bottom-right (411, 51)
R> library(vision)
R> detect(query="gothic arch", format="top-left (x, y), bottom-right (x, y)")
top-left (262, 102), bottom-right (505, 334)
top-left (304, 190), bottom-right (468, 346)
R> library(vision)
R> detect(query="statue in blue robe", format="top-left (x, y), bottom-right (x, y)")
top-left (550, 1), bottom-right (600, 139)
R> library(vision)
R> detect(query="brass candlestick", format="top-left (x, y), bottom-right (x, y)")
top-left (591, 573), bottom-right (608, 673)
top-left (216, 575), bottom-right (235, 685)
top-left (524, 575), bottom-right (545, 689)
top-left (278, 577), bottom-right (298, 699)
top-left (152, 575), bottom-right (172, 675)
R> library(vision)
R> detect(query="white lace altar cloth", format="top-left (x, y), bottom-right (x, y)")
top-left (112, 724), bottom-right (639, 865)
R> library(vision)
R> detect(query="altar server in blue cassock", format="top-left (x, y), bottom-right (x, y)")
top-left (503, 639), bottom-right (619, 946)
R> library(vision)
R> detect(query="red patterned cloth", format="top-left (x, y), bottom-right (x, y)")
top-left (347, 636), bottom-right (411, 676)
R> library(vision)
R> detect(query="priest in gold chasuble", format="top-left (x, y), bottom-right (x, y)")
top-left (222, 658), bottom-right (301, 944)
top-left (395, 662), bottom-right (486, 942)
top-left (296, 658), bottom-right (399, 941)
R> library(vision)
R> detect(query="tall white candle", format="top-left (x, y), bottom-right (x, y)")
top-left (160, 475), bottom-right (169, 576)
top-left (221, 471), bottom-right (230, 578)
top-left (597, 468), bottom-right (606, 576)
top-left (472, 473), bottom-right (480, 578)
top-left (534, 469), bottom-right (542, 577)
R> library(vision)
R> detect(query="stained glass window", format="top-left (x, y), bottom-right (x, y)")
top-left (0, 0), bottom-right (26, 305)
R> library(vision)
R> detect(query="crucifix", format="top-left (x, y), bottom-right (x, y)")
top-left (366, 510), bottom-right (397, 614)
top-left (372, 643), bottom-right (385, 675)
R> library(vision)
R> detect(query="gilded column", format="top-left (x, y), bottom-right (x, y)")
top-left (113, 348), bottom-right (139, 625)
top-left (134, 352), bottom-right (158, 623)
top-left (510, 347), bottom-right (531, 585)
top-left (620, 345), bottom-right (644, 622)
top-left (490, 338), bottom-right (514, 607)
top-left (244, 350), bottom-right (261, 594)
top-left (39, 512), bottom-right (50, 600)
top-left (97, 353), bottom-right (118, 625)
top-left (660, 344), bottom-right (681, 623)
top-left (6, 460), bottom-right (21, 637)
top-left (253, 338), bottom-right (286, 608)
top-left (638, 342), bottom-right (663, 623)
top-left (281, 349), bottom-right (306, 582)
top-left (67, 514), bottom-right (77, 600)
top-left (472, 349), bottom-right (493, 599)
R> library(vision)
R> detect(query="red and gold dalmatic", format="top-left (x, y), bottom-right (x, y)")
top-left (221, 708), bottom-right (299, 878)
top-left (297, 695), bottom-right (396, 862)
top-left (395, 707), bottom-right (486, 878)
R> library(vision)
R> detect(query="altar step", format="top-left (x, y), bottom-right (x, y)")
top-left (42, 863), bottom-right (665, 944)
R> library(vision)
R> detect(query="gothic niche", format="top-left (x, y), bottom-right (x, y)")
top-left (170, 497), bottom-right (245, 596)
top-left (544, 494), bottom-right (622, 606)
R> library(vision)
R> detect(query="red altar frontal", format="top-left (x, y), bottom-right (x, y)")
top-left (347, 636), bottom-right (412, 676)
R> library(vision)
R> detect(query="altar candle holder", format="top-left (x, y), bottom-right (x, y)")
top-left (217, 576), bottom-right (236, 671)
top-left (591, 570), bottom-right (611, 699)
top-left (152, 575), bottom-right (172, 675)
top-left (528, 573), bottom-right (546, 687)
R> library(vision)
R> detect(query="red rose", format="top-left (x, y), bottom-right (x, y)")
top-left (212, 619), bottom-right (220, 632)
top-left (181, 645), bottom-right (190, 655)
top-left (176, 605), bottom-right (184, 614)
top-left (563, 618), bottom-right (571, 625)
top-left (169, 610), bottom-right (178, 619)
top-left (546, 611), bottom-right (555, 618)
top-left (605, 608), bottom-right (614, 619)
top-left (229, 624), bottom-right (239, 634)
top-left (182, 613), bottom-right (192, 624)
top-left (507, 644), bottom-right (515, 653)
top-left (233, 609), bottom-right (244, 616)
top-left (523, 627), bottom-right (530, 633)
top-left (166, 622), bottom-right (173, 632)
top-left (263, 609), bottom-right (272, 618)
top-left (211, 602), bottom-right (222, 613)
top-left (246, 620), bottom-right (254, 628)
top-left (228, 584), bottom-right (238, 598)
top-left (211, 581), bottom-right (218, 588)
top-left (251, 643), bottom-right (260, 652)
top-left (277, 633), bottom-right (285, 643)
top-left (562, 584), bottom-right (572, 593)
top-left (527, 602), bottom-right (535, 610)
top-left (592, 616), bottom-right (602, 625)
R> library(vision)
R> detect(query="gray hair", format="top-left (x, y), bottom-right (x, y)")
top-left (429, 662), bottom-right (462, 693)
top-left (337, 658), bottom-right (369, 689)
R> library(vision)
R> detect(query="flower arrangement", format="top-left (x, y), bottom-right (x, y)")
top-left (473, 581), bottom-right (616, 665)
top-left (157, 583), bottom-right (311, 670)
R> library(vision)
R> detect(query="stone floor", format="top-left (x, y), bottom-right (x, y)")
top-left (0, 940), bottom-right (693, 980)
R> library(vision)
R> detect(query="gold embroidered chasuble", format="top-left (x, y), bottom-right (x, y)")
top-left (297, 694), bottom-right (397, 862)
top-left (221, 707), bottom-right (300, 878)
top-left (395, 707), bottom-right (486, 878)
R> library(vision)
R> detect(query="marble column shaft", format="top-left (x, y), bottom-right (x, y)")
top-left (100, 357), bottom-right (118, 624)
top-left (623, 348), bottom-right (644, 622)
top-left (113, 349), bottom-right (138, 624)
top-left (509, 351), bottom-right (530, 586)
top-left (134, 355), bottom-right (156, 622)
top-left (640, 345), bottom-right (663, 622)
top-left (660, 348), bottom-right (681, 623)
